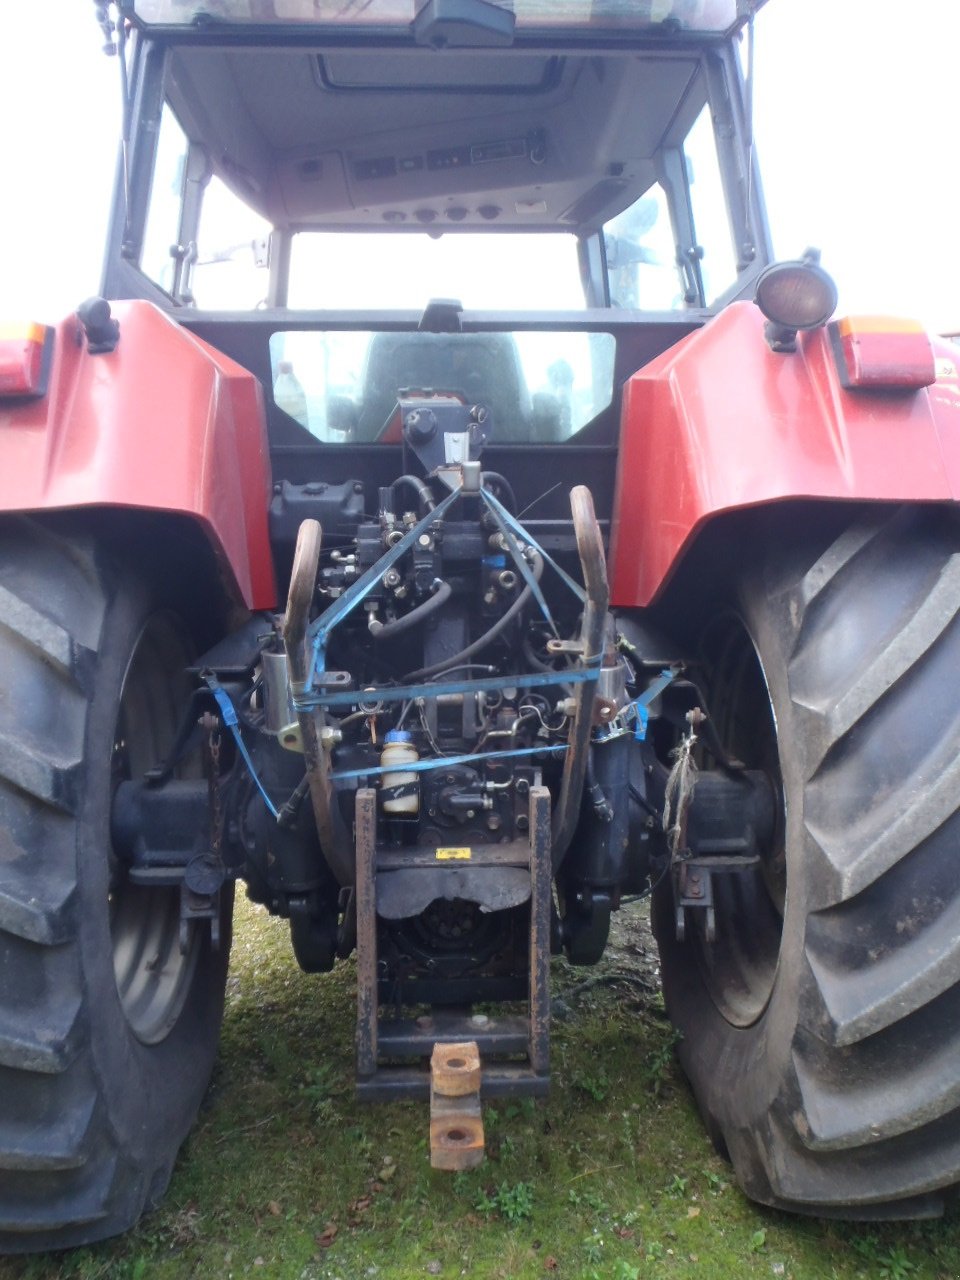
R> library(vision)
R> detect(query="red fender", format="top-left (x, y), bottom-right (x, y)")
top-left (609, 301), bottom-right (960, 607)
top-left (0, 302), bottom-right (275, 610)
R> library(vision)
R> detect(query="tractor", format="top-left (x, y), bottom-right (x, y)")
top-left (1, 0), bottom-right (959, 1249)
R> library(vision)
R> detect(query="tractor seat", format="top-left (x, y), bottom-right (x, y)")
top-left (355, 331), bottom-right (531, 442)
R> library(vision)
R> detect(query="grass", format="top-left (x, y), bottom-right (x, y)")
top-left (4, 898), bottom-right (960, 1280)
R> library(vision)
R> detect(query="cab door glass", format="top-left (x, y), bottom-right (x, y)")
top-left (191, 176), bottom-right (272, 310)
top-left (684, 104), bottom-right (739, 303)
top-left (140, 103), bottom-right (189, 293)
top-left (603, 184), bottom-right (683, 310)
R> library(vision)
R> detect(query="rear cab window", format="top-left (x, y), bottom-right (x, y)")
top-left (267, 328), bottom-right (618, 445)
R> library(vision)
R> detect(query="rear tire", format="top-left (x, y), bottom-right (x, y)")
top-left (654, 504), bottom-right (960, 1218)
top-left (0, 519), bottom-right (231, 1251)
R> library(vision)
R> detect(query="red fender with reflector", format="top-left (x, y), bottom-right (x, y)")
top-left (0, 302), bottom-right (275, 610)
top-left (609, 301), bottom-right (960, 607)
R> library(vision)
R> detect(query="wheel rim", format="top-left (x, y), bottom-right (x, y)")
top-left (693, 613), bottom-right (786, 1028)
top-left (110, 614), bottom-right (199, 1045)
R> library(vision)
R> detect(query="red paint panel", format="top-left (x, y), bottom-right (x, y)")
top-left (610, 302), bottom-right (960, 607)
top-left (0, 302), bottom-right (275, 610)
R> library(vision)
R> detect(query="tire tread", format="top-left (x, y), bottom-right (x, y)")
top-left (0, 520), bottom-right (230, 1252)
top-left (656, 503), bottom-right (960, 1217)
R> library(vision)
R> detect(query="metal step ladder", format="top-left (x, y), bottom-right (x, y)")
top-left (354, 784), bottom-right (552, 1102)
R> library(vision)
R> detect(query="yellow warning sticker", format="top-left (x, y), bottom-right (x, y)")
top-left (435, 847), bottom-right (472, 861)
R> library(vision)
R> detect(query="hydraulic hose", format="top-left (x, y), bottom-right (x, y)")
top-left (370, 579), bottom-right (452, 641)
top-left (392, 474), bottom-right (435, 515)
top-left (481, 471), bottom-right (518, 513)
top-left (405, 551), bottom-right (544, 681)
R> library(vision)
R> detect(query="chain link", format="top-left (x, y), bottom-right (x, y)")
top-left (200, 711), bottom-right (224, 865)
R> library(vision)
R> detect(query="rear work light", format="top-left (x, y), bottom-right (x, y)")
top-left (0, 322), bottom-right (54, 398)
top-left (754, 249), bottom-right (838, 353)
top-left (829, 316), bottom-right (936, 391)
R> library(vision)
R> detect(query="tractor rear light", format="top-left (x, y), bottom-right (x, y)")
top-left (0, 323), bottom-right (54, 398)
top-left (754, 250), bottom-right (838, 353)
top-left (756, 258), bottom-right (838, 332)
top-left (829, 316), bottom-right (936, 390)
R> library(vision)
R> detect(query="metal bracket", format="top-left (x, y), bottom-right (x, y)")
top-left (313, 671), bottom-right (353, 689)
top-left (674, 859), bottom-right (715, 943)
top-left (354, 784), bottom-right (552, 1100)
top-left (673, 854), bottom-right (762, 944)
top-left (179, 872), bottom-right (223, 953)
top-left (546, 637), bottom-right (585, 656)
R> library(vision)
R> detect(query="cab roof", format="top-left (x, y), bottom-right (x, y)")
top-left (124, 0), bottom-right (764, 43)
top-left (121, 0), bottom-right (765, 236)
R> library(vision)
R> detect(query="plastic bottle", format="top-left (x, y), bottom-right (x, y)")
top-left (273, 360), bottom-right (309, 428)
top-left (380, 730), bottom-right (419, 815)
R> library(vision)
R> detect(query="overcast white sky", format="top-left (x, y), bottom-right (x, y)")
top-left (0, 1), bottom-right (957, 330)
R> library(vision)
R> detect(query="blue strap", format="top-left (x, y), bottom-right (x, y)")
top-left (632, 668), bottom-right (679, 741)
top-left (294, 662), bottom-right (598, 712)
top-left (203, 674), bottom-right (280, 819)
top-left (479, 488), bottom-right (557, 635)
top-left (300, 482), bottom-right (591, 702)
top-left (330, 742), bottom-right (567, 783)
top-left (305, 486), bottom-right (462, 681)
top-left (481, 486), bottom-right (587, 603)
